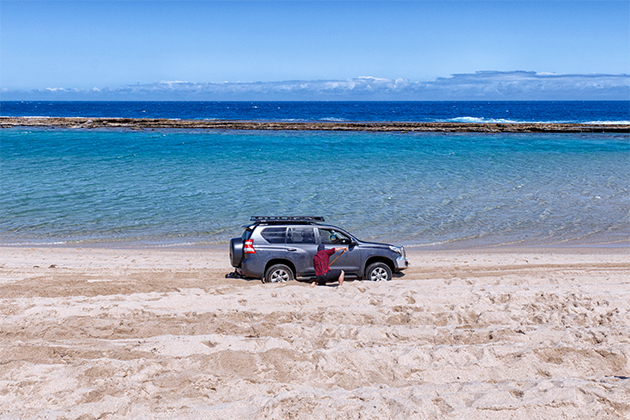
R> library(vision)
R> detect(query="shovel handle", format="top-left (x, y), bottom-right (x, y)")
top-left (329, 248), bottom-right (346, 266)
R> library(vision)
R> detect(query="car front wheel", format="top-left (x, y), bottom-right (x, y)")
top-left (365, 262), bottom-right (392, 281)
top-left (265, 264), bottom-right (294, 283)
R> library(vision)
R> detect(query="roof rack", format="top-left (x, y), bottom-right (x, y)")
top-left (250, 216), bottom-right (325, 223)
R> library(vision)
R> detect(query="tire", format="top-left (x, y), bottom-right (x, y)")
top-left (265, 264), bottom-right (294, 283)
top-left (229, 238), bottom-right (244, 267)
top-left (365, 262), bottom-right (392, 281)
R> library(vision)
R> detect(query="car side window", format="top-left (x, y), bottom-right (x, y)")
top-left (319, 228), bottom-right (351, 244)
top-left (287, 227), bottom-right (315, 244)
top-left (260, 227), bottom-right (287, 244)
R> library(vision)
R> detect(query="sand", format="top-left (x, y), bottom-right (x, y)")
top-left (0, 245), bottom-right (628, 419)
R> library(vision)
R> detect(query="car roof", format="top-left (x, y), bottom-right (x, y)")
top-left (250, 216), bottom-right (324, 223)
top-left (246, 216), bottom-right (325, 228)
top-left (247, 221), bottom-right (327, 229)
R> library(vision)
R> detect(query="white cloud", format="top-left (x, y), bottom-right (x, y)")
top-left (3, 71), bottom-right (628, 100)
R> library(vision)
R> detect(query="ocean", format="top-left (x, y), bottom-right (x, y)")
top-left (1, 101), bottom-right (629, 248)
top-left (2, 100), bottom-right (629, 124)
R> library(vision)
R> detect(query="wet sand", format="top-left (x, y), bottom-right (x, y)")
top-left (0, 246), bottom-right (628, 419)
top-left (1, 116), bottom-right (629, 133)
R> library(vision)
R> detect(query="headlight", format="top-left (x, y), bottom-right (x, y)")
top-left (389, 245), bottom-right (404, 256)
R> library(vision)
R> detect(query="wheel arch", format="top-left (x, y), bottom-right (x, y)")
top-left (363, 256), bottom-right (395, 278)
top-left (264, 259), bottom-right (296, 277)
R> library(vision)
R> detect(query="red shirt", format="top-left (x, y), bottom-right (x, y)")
top-left (313, 248), bottom-right (335, 276)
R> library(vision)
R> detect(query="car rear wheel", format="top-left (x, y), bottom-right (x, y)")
top-left (365, 262), bottom-right (392, 281)
top-left (265, 264), bottom-right (294, 283)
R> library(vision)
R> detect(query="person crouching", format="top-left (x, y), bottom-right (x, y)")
top-left (312, 243), bottom-right (346, 287)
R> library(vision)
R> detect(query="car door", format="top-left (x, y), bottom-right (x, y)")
top-left (316, 227), bottom-right (361, 275)
top-left (286, 227), bottom-right (318, 277)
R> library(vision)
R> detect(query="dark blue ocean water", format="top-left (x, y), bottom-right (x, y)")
top-left (2, 100), bottom-right (629, 124)
top-left (1, 126), bottom-right (628, 248)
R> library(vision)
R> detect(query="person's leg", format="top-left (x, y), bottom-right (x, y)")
top-left (338, 270), bottom-right (345, 286)
top-left (313, 270), bottom-right (339, 287)
top-left (313, 273), bottom-right (330, 287)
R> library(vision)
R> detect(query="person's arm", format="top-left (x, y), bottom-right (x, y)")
top-left (334, 247), bottom-right (347, 253)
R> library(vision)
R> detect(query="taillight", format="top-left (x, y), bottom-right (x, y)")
top-left (244, 239), bottom-right (256, 254)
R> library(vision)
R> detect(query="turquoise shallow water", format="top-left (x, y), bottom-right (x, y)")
top-left (1, 128), bottom-right (629, 248)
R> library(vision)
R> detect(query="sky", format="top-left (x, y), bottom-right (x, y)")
top-left (1, 0), bottom-right (629, 100)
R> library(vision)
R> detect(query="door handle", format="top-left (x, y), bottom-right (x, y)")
top-left (287, 248), bottom-right (298, 251)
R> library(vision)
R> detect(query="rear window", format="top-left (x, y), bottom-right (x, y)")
top-left (260, 227), bottom-right (287, 244)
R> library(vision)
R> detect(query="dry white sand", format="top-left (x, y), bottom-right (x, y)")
top-left (0, 246), bottom-right (628, 419)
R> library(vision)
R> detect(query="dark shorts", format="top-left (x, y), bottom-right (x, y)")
top-left (315, 269), bottom-right (342, 285)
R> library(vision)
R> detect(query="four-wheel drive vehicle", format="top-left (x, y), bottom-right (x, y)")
top-left (229, 216), bottom-right (408, 283)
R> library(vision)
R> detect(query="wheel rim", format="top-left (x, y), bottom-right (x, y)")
top-left (370, 267), bottom-right (388, 281)
top-left (269, 269), bottom-right (290, 282)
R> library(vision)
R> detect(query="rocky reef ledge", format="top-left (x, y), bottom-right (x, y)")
top-left (1, 117), bottom-right (628, 133)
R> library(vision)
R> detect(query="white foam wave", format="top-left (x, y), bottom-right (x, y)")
top-left (0, 115), bottom-right (52, 119)
top-left (448, 117), bottom-right (521, 124)
top-left (0, 241), bottom-right (68, 246)
top-left (320, 117), bottom-right (349, 122)
top-left (448, 117), bottom-right (630, 125)
top-left (584, 121), bottom-right (630, 125)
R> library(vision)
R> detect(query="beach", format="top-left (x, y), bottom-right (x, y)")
top-left (2, 0), bottom-right (629, 416)
top-left (1, 245), bottom-right (628, 419)
top-left (2, 109), bottom-right (629, 418)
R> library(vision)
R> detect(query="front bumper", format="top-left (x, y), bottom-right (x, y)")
top-left (395, 256), bottom-right (409, 271)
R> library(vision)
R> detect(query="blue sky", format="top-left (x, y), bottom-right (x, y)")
top-left (1, 1), bottom-right (629, 100)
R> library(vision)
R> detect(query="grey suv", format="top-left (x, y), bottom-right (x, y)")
top-left (229, 216), bottom-right (408, 283)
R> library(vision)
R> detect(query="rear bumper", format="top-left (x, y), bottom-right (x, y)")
top-left (238, 256), bottom-right (266, 279)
